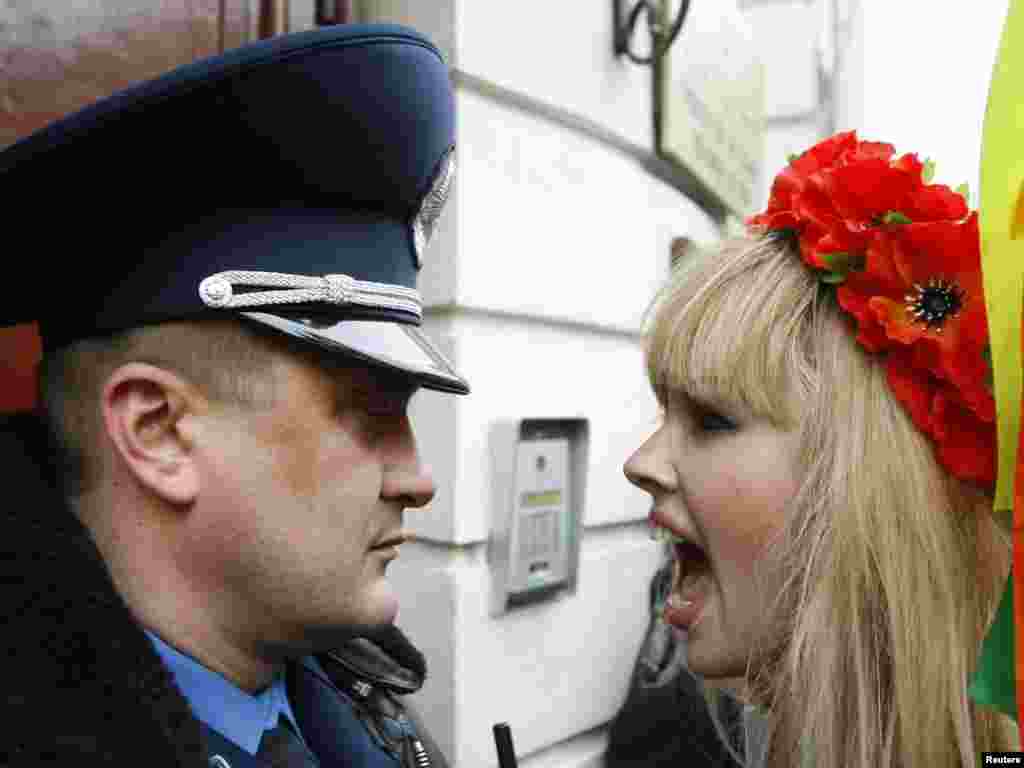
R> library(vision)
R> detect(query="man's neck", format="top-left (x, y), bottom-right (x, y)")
top-left (80, 485), bottom-right (286, 693)
top-left (141, 622), bottom-right (282, 693)
top-left (85, 518), bottom-right (280, 692)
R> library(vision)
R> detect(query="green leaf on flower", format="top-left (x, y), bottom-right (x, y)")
top-left (982, 345), bottom-right (995, 391)
top-left (882, 211), bottom-right (913, 225)
top-left (819, 252), bottom-right (866, 275)
top-left (820, 271), bottom-right (848, 285)
top-left (787, 153), bottom-right (800, 164)
top-left (819, 251), bottom-right (851, 269)
top-left (955, 182), bottom-right (970, 203)
top-left (922, 159), bottom-right (937, 184)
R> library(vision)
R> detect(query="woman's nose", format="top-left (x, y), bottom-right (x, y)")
top-left (623, 431), bottom-right (676, 496)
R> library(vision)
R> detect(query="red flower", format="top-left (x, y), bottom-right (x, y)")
top-left (747, 131), bottom-right (969, 273)
top-left (749, 131), bottom-right (995, 490)
top-left (833, 228), bottom-right (906, 352)
top-left (886, 351), bottom-right (995, 487)
top-left (749, 131), bottom-right (860, 232)
top-left (837, 214), bottom-right (992, 418)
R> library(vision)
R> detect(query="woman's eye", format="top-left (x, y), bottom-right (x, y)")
top-left (696, 408), bottom-right (735, 433)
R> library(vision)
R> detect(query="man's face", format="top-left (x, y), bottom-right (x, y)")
top-left (181, 349), bottom-right (434, 657)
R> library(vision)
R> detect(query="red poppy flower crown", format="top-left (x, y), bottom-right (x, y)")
top-left (747, 130), bottom-right (995, 487)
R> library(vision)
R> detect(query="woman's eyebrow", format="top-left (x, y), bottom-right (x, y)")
top-left (665, 384), bottom-right (702, 409)
top-left (673, 386), bottom-right (742, 417)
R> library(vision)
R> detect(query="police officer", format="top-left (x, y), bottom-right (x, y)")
top-left (3, 23), bottom-right (466, 768)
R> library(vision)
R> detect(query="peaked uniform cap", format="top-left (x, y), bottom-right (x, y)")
top-left (1, 23), bottom-right (468, 395)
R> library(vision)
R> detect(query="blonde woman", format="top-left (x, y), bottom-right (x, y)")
top-left (623, 132), bottom-right (1017, 767)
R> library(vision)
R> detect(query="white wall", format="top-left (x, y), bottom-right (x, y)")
top-left (359, 2), bottom-right (831, 766)
top-left (742, 0), bottom-right (829, 207)
top-left (392, 83), bottom-right (715, 764)
top-left (360, 2), bottom-right (1014, 766)
top-left (728, 0), bottom-right (1011, 228)
top-left (839, 0), bottom-right (1010, 202)
top-left (731, 0), bottom-right (1011, 215)
top-left (366, 0), bottom-right (653, 149)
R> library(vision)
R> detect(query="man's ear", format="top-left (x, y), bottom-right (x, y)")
top-left (101, 363), bottom-right (205, 506)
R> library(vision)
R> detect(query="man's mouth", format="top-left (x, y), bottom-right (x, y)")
top-left (370, 534), bottom-right (408, 551)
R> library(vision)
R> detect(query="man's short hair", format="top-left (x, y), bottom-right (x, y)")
top-left (39, 319), bottom-right (280, 498)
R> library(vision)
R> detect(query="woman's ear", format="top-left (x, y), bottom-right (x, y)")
top-left (101, 363), bottom-right (204, 506)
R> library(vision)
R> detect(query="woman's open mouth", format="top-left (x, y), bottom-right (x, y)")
top-left (650, 518), bottom-right (713, 630)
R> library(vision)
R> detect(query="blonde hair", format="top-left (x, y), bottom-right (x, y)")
top-left (39, 319), bottom-right (282, 498)
top-left (643, 234), bottom-right (1015, 767)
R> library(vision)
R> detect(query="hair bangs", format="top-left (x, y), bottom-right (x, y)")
top-left (644, 237), bottom-right (817, 429)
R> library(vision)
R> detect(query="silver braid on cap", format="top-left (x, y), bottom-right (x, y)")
top-left (198, 270), bottom-right (422, 319)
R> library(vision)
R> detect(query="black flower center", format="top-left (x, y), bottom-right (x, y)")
top-left (905, 278), bottom-right (965, 333)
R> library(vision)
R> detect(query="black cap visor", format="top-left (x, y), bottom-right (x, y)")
top-left (241, 311), bottom-right (470, 395)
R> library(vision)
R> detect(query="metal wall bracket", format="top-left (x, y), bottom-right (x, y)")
top-left (612, 0), bottom-right (690, 66)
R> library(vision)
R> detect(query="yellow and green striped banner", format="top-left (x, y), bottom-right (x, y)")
top-left (969, 0), bottom-right (1024, 741)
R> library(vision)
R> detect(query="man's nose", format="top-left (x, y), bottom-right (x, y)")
top-left (381, 424), bottom-right (436, 508)
top-left (382, 462), bottom-right (436, 508)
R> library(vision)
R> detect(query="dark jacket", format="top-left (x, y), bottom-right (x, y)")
top-left (2, 414), bottom-right (447, 768)
top-left (605, 558), bottom-right (745, 768)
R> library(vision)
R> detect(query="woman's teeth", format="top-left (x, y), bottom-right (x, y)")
top-left (667, 593), bottom-right (696, 609)
top-left (649, 522), bottom-right (688, 545)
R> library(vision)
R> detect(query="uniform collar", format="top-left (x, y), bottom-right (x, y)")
top-left (144, 630), bottom-right (305, 755)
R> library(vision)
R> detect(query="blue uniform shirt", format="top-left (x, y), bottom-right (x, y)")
top-left (144, 630), bottom-right (313, 755)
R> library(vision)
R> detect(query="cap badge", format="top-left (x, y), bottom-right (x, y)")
top-left (411, 148), bottom-right (455, 268)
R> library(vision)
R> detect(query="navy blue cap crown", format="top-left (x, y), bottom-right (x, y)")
top-left (1, 23), bottom-right (468, 394)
